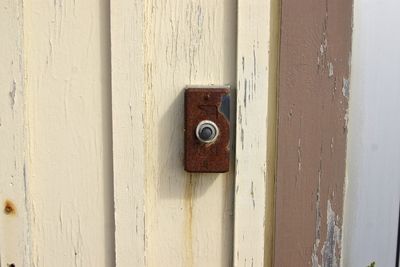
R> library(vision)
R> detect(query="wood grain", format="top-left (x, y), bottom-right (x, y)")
top-left (23, 0), bottom-right (115, 265)
top-left (234, 0), bottom-right (277, 266)
top-left (110, 0), bottom-right (146, 265)
top-left (111, 1), bottom-right (237, 266)
top-left (0, 1), bottom-right (31, 266)
top-left (274, 0), bottom-right (353, 265)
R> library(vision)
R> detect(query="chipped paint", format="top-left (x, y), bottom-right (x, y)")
top-left (312, 194), bottom-right (342, 267)
top-left (342, 78), bottom-right (350, 98)
top-left (234, 0), bottom-right (273, 265)
top-left (312, 174), bottom-right (322, 267)
top-left (321, 200), bottom-right (341, 267)
top-left (9, 81), bottom-right (16, 109)
top-left (275, 0), bottom-right (352, 265)
top-left (328, 62), bottom-right (334, 77)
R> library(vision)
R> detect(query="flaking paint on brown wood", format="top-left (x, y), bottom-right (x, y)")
top-left (274, 0), bottom-right (352, 266)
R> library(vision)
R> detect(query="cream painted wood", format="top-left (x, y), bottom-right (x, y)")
top-left (234, 0), bottom-right (275, 266)
top-left (1, 1), bottom-right (274, 266)
top-left (0, 1), bottom-right (31, 266)
top-left (110, 1), bottom-right (146, 265)
top-left (111, 0), bottom-right (237, 266)
top-left (23, 0), bottom-right (115, 266)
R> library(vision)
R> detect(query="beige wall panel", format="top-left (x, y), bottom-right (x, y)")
top-left (0, 1), bottom-right (31, 266)
top-left (234, 0), bottom-right (278, 266)
top-left (24, 0), bottom-right (114, 266)
top-left (111, 0), bottom-right (237, 266)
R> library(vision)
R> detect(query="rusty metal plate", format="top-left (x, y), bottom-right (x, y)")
top-left (184, 87), bottom-right (230, 173)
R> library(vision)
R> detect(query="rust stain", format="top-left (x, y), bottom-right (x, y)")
top-left (4, 200), bottom-right (16, 215)
top-left (184, 87), bottom-right (230, 173)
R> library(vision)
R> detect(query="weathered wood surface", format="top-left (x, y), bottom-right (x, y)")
top-left (0, 1), bottom-right (31, 266)
top-left (110, 1), bottom-right (146, 265)
top-left (274, 0), bottom-right (353, 266)
top-left (234, 0), bottom-right (278, 266)
top-left (111, 1), bottom-right (237, 266)
top-left (23, 0), bottom-right (115, 266)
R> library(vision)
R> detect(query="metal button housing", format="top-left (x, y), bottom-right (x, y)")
top-left (196, 120), bottom-right (219, 144)
top-left (184, 87), bottom-right (230, 173)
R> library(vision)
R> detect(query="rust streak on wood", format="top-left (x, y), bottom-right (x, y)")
top-left (274, 0), bottom-right (353, 266)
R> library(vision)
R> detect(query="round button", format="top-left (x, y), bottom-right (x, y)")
top-left (199, 126), bottom-right (213, 140)
top-left (195, 120), bottom-right (219, 144)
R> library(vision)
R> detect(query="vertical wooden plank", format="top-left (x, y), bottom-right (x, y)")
top-left (24, 0), bottom-right (115, 266)
top-left (274, 0), bottom-right (353, 266)
top-left (111, 0), bottom-right (237, 266)
top-left (234, 0), bottom-right (276, 266)
top-left (0, 1), bottom-right (31, 266)
top-left (110, 1), bottom-right (146, 265)
top-left (342, 0), bottom-right (400, 265)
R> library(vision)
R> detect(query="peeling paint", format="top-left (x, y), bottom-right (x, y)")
top-left (234, 0), bottom-right (271, 264)
top-left (312, 174), bottom-right (322, 267)
top-left (9, 80), bottom-right (16, 109)
top-left (275, 0), bottom-right (351, 264)
top-left (321, 200), bottom-right (341, 267)
top-left (328, 62), bottom-right (334, 77)
top-left (297, 138), bottom-right (302, 172)
top-left (343, 112), bottom-right (349, 132)
top-left (342, 78), bottom-right (350, 98)
top-left (312, 197), bottom-right (342, 267)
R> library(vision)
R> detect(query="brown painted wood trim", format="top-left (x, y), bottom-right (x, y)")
top-left (274, 0), bottom-right (353, 266)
